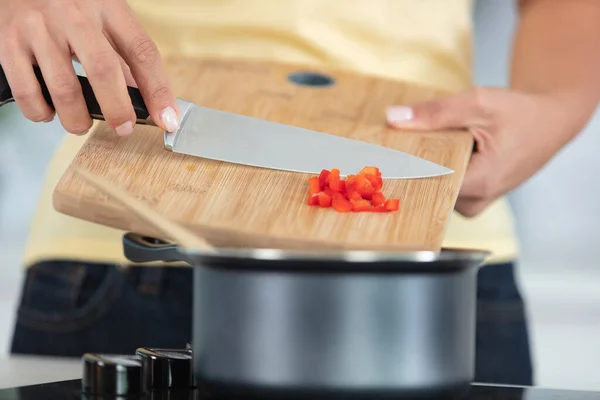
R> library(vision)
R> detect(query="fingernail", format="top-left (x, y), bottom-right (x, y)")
top-left (115, 121), bottom-right (134, 136)
top-left (386, 106), bottom-right (414, 124)
top-left (160, 106), bottom-right (179, 132)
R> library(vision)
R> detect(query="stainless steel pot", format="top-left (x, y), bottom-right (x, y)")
top-left (122, 233), bottom-right (489, 399)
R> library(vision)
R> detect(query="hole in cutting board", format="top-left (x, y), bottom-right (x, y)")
top-left (288, 71), bottom-right (335, 87)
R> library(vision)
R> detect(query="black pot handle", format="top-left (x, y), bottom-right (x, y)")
top-left (122, 233), bottom-right (189, 264)
top-left (0, 63), bottom-right (154, 126)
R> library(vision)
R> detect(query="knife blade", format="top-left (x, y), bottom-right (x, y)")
top-left (0, 64), bottom-right (453, 179)
top-left (166, 99), bottom-right (453, 179)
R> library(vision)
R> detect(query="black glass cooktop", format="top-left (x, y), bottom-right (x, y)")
top-left (3, 346), bottom-right (598, 400)
top-left (1, 379), bottom-right (600, 400)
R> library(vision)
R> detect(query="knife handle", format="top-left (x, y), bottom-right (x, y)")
top-left (0, 63), bottom-right (154, 126)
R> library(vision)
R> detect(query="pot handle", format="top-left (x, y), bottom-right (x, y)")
top-left (122, 232), bottom-right (188, 263)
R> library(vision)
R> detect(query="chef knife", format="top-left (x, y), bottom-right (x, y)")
top-left (0, 64), bottom-right (453, 179)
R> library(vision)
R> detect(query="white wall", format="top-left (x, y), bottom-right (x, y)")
top-left (0, 0), bottom-right (598, 391)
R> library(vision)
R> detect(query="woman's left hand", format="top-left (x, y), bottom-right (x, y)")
top-left (386, 87), bottom-right (584, 218)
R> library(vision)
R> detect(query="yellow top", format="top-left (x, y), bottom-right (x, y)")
top-left (21, 0), bottom-right (519, 267)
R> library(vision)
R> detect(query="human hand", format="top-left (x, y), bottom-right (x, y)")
top-left (0, 0), bottom-right (178, 136)
top-left (385, 87), bottom-right (585, 217)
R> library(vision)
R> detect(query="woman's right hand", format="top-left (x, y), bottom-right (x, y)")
top-left (0, 0), bottom-right (179, 136)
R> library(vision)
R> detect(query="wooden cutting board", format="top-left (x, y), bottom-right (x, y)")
top-left (53, 57), bottom-right (473, 252)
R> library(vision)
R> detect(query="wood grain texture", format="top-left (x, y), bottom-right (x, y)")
top-left (72, 166), bottom-right (213, 251)
top-left (53, 57), bottom-right (473, 252)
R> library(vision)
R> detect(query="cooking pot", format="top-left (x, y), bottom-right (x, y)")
top-left (122, 233), bottom-right (489, 399)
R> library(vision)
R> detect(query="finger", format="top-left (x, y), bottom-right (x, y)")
top-left (117, 54), bottom-right (138, 88)
top-left (67, 23), bottom-right (137, 136)
top-left (73, 52), bottom-right (136, 87)
top-left (101, 35), bottom-right (139, 89)
top-left (104, 6), bottom-right (179, 132)
top-left (455, 152), bottom-right (496, 218)
top-left (458, 151), bottom-right (495, 200)
top-left (454, 197), bottom-right (489, 218)
top-left (30, 31), bottom-right (92, 134)
top-left (386, 89), bottom-right (482, 130)
top-left (0, 41), bottom-right (55, 123)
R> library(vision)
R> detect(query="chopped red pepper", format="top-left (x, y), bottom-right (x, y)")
top-left (345, 175), bottom-right (357, 192)
top-left (359, 166), bottom-right (381, 177)
top-left (318, 192), bottom-right (332, 208)
top-left (308, 177), bottom-right (321, 195)
top-left (372, 204), bottom-right (388, 212)
top-left (365, 174), bottom-right (383, 192)
top-left (332, 194), bottom-right (352, 212)
top-left (330, 179), bottom-right (346, 193)
top-left (346, 190), bottom-right (363, 202)
top-left (385, 199), bottom-right (400, 211)
top-left (307, 177), bottom-right (321, 205)
top-left (371, 192), bottom-right (386, 207)
top-left (318, 169), bottom-right (330, 188)
top-left (329, 169), bottom-right (346, 192)
top-left (351, 199), bottom-right (371, 212)
top-left (355, 175), bottom-right (375, 199)
top-left (324, 187), bottom-right (336, 198)
top-left (306, 167), bottom-right (400, 213)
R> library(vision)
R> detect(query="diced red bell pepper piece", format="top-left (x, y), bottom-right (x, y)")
top-left (330, 191), bottom-right (345, 201)
top-left (346, 190), bottom-right (363, 201)
top-left (318, 169), bottom-right (330, 188)
top-left (359, 166), bottom-right (381, 178)
top-left (323, 187), bottom-right (336, 197)
top-left (355, 175), bottom-right (375, 199)
top-left (385, 199), bottom-right (400, 211)
top-left (329, 169), bottom-right (346, 192)
top-left (308, 193), bottom-right (320, 206)
top-left (330, 179), bottom-right (346, 192)
top-left (351, 199), bottom-right (371, 212)
top-left (365, 173), bottom-right (383, 192)
top-left (318, 192), bottom-right (332, 208)
top-left (308, 177), bottom-right (321, 195)
top-left (372, 204), bottom-right (389, 212)
top-left (307, 177), bottom-right (324, 206)
top-left (329, 168), bottom-right (340, 181)
top-left (332, 193), bottom-right (352, 212)
top-left (345, 175), bottom-right (357, 192)
top-left (371, 192), bottom-right (386, 207)
top-left (306, 166), bottom-right (399, 213)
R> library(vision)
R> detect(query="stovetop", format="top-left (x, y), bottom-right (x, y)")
top-left (1, 379), bottom-right (600, 400)
top-left (2, 344), bottom-right (599, 400)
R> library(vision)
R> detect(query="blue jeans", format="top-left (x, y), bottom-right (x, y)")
top-left (10, 260), bottom-right (533, 386)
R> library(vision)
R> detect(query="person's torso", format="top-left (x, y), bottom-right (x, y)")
top-left (22, 0), bottom-right (519, 267)
top-left (127, 0), bottom-right (475, 92)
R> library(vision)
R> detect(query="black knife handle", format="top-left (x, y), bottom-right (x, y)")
top-left (0, 63), bottom-right (154, 125)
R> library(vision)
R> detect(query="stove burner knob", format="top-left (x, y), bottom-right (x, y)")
top-left (136, 347), bottom-right (196, 392)
top-left (81, 353), bottom-right (142, 397)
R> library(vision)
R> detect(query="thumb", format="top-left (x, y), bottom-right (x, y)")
top-left (386, 90), bottom-right (478, 130)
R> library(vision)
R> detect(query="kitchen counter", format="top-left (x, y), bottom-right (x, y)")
top-left (0, 355), bottom-right (81, 390)
top-left (0, 354), bottom-right (599, 400)
top-left (1, 379), bottom-right (600, 400)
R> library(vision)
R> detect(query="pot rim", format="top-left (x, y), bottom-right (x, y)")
top-left (185, 247), bottom-right (490, 262)
top-left (122, 234), bottom-right (491, 273)
top-left (181, 247), bottom-right (491, 273)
